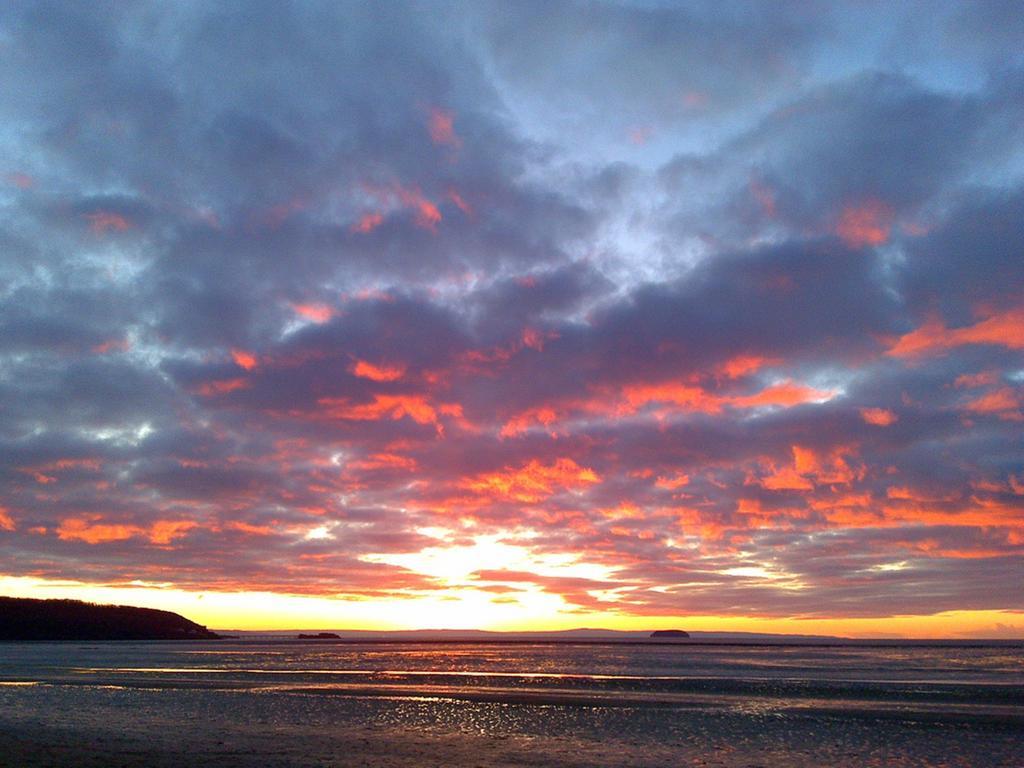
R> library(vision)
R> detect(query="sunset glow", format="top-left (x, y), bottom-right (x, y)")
top-left (1, 1), bottom-right (1022, 640)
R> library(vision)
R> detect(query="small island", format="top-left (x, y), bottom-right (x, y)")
top-left (650, 629), bottom-right (690, 639)
top-left (0, 597), bottom-right (221, 641)
top-left (297, 632), bottom-right (341, 639)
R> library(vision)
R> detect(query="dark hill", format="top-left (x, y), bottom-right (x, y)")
top-left (0, 597), bottom-right (220, 640)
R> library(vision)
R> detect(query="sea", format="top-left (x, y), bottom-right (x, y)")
top-left (1, 639), bottom-right (1022, 766)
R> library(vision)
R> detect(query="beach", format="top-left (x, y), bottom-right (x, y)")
top-left (1, 640), bottom-right (1021, 767)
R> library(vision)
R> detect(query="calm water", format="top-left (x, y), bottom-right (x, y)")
top-left (1, 640), bottom-right (1022, 766)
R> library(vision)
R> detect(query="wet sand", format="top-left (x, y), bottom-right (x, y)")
top-left (1, 682), bottom-right (1021, 768)
top-left (2, 641), bottom-right (1021, 767)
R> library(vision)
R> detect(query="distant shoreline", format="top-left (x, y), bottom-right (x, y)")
top-left (205, 635), bottom-right (1024, 649)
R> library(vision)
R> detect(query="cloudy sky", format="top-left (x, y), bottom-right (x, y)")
top-left (1, 0), bottom-right (1022, 636)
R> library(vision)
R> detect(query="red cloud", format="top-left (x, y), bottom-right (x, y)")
top-left (92, 338), bottom-right (131, 354)
top-left (447, 189), bottom-right (472, 216)
top-left (834, 198), bottom-right (893, 248)
top-left (85, 211), bottom-right (132, 234)
top-left (351, 359), bottom-right (406, 382)
top-left (225, 521), bottom-right (275, 536)
top-left (291, 302), bottom-right (335, 324)
top-left (320, 394), bottom-right (447, 428)
top-left (396, 186), bottom-right (441, 232)
top-left (194, 377), bottom-right (250, 396)
top-left (349, 452), bottom-right (418, 471)
top-left (461, 458), bottom-right (601, 503)
top-left (0, 507), bottom-right (15, 531)
top-left (954, 371), bottom-right (999, 389)
top-left (718, 354), bottom-right (776, 379)
top-left (888, 307), bottom-right (1024, 358)
top-left (729, 380), bottom-right (835, 408)
top-left (57, 517), bottom-right (140, 544)
top-left (148, 520), bottom-right (199, 545)
top-left (231, 349), bottom-right (258, 371)
top-left (655, 473), bottom-right (690, 490)
top-left (861, 407), bottom-right (897, 426)
top-left (427, 107), bottom-right (462, 149)
top-left (755, 445), bottom-right (862, 491)
top-left (500, 406), bottom-right (561, 438)
top-left (502, 377), bottom-right (833, 437)
top-left (350, 212), bottom-right (383, 234)
top-left (18, 458), bottom-right (103, 485)
top-left (57, 517), bottom-right (197, 545)
top-left (962, 387), bottom-right (1023, 421)
top-left (364, 182), bottom-right (442, 232)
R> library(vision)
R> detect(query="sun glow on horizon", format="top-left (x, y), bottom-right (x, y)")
top-left (2, 576), bottom-right (1021, 640)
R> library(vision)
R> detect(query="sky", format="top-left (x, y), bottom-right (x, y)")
top-left (1, 0), bottom-right (1022, 638)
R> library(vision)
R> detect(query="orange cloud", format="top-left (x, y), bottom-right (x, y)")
top-left (349, 452), bottom-right (418, 471)
top-left (291, 302), bottom-right (335, 324)
top-left (194, 377), bottom-right (250, 396)
top-left (225, 521), bottom-right (275, 536)
top-left (963, 387), bottom-right (1022, 420)
top-left (57, 517), bottom-right (141, 544)
top-left (499, 406), bottom-right (560, 438)
top-left (0, 507), bottom-right (15, 531)
top-left (396, 186), bottom-right (441, 232)
top-left (461, 457), bottom-right (601, 503)
top-left (881, 500), bottom-right (1024, 530)
top-left (85, 211), bottom-right (132, 234)
top-left (231, 349), bottom-right (258, 371)
top-left (521, 327), bottom-right (556, 351)
top-left (18, 458), bottom-right (103, 485)
top-left (502, 378), bottom-right (833, 436)
top-left (954, 371), bottom-right (999, 389)
top-left (888, 307), bottom-right (1024, 359)
top-left (621, 383), bottom-right (722, 415)
top-left (148, 520), bottom-right (199, 545)
top-left (861, 407), bottom-right (897, 426)
top-left (350, 212), bottom-right (383, 234)
top-left (887, 486), bottom-right (958, 503)
top-left (447, 189), bottom-right (472, 217)
top-left (363, 182), bottom-right (442, 232)
top-left (756, 445), bottom-right (861, 491)
top-left (320, 394), bottom-right (446, 428)
top-left (92, 338), bottom-right (131, 355)
top-left (655, 473), bottom-right (690, 491)
top-left (351, 359), bottom-right (406, 382)
top-left (834, 198), bottom-right (893, 248)
top-left (601, 502), bottom-right (646, 520)
top-left (58, 517), bottom-right (197, 545)
top-left (462, 329), bottom-right (558, 371)
top-left (427, 107), bottom-right (461, 149)
top-left (718, 354), bottom-right (776, 379)
top-left (760, 465), bottom-right (814, 491)
top-left (729, 380), bottom-right (835, 408)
